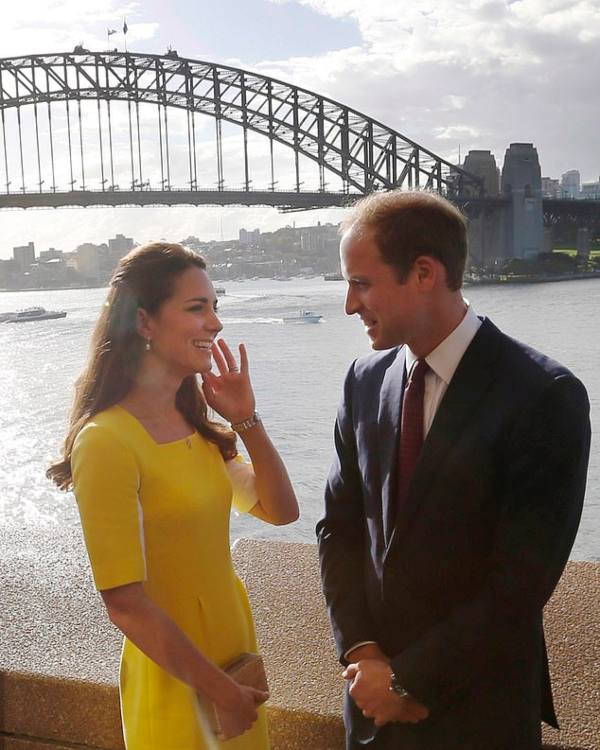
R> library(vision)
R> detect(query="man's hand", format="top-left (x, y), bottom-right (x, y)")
top-left (343, 659), bottom-right (429, 727)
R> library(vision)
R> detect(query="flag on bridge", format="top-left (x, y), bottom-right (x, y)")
top-left (107, 28), bottom-right (117, 36)
top-left (123, 19), bottom-right (128, 34)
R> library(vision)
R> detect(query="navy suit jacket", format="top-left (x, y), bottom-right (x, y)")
top-left (317, 318), bottom-right (591, 750)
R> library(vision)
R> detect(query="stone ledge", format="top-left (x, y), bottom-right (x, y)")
top-left (0, 526), bottom-right (598, 749)
top-left (0, 671), bottom-right (121, 749)
top-left (0, 738), bottom-right (80, 750)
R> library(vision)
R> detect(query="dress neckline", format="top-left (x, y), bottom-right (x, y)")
top-left (113, 404), bottom-right (198, 447)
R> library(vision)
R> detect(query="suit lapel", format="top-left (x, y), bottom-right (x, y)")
top-left (389, 318), bottom-right (503, 549)
top-left (377, 346), bottom-right (406, 547)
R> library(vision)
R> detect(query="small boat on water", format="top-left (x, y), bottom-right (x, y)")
top-left (215, 287), bottom-right (226, 296)
top-left (3, 306), bottom-right (67, 323)
top-left (283, 309), bottom-right (323, 324)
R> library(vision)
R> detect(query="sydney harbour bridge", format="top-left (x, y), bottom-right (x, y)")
top-left (0, 50), bottom-right (597, 259)
top-left (0, 50), bottom-right (484, 209)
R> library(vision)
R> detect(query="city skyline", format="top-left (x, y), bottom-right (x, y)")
top-left (0, 221), bottom-right (347, 290)
top-left (0, 0), bottom-right (598, 259)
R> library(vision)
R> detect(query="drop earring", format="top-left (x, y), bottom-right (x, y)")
top-left (145, 338), bottom-right (151, 351)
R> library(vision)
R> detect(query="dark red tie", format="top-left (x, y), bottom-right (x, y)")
top-left (397, 358), bottom-right (429, 508)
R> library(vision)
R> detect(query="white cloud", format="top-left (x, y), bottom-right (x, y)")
top-left (267, 0), bottom-right (600, 69)
top-left (0, 1), bottom-right (156, 56)
top-left (0, 1), bottom-right (598, 257)
top-left (258, 0), bottom-right (600, 179)
top-left (434, 125), bottom-right (483, 140)
top-left (441, 95), bottom-right (467, 111)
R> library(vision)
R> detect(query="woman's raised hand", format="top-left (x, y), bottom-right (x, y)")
top-left (201, 339), bottom-right (256, 424)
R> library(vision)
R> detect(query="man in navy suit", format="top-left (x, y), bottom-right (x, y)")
top-left (316, 190), bottom-right (591, 750)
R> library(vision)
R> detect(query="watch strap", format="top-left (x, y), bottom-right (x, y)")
top-left (230, 411), bottom-right (261, 433)
top-left (390, 671), bottom-right (410, 698)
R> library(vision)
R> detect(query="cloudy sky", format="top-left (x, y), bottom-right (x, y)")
top-left (0, 0), bottom-right (598, 259)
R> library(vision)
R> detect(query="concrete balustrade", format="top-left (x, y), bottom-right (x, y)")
top-left (0, 526), bottom-right (598, 749)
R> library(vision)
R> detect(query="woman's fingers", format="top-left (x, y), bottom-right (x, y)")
top-left (217, 338), bottom-right (239, 372)
top-left (239, 343), bottom-right (249, 375)
top-left (250, 688), bottom-right (269, 705)
top-left (211, 338), bottom-right (248, 377)
top-left (211, 341), bottom-right (228, 375)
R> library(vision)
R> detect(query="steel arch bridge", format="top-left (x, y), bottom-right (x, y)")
top-left (0, 50), bottom-right (482, 210)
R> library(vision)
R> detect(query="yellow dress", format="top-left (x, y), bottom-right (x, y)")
top-left (71, 405), bottom-right (270, 750)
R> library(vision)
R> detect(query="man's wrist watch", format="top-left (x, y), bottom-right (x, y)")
top-left (389, 671), bottom-right (410, 698)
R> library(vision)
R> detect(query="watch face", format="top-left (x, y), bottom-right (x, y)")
top-left (391, 674), bottom-right (409, 697)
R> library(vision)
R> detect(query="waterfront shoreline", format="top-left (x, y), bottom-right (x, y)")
top-left (464, 270), bottom-right (600, 286)
top-left (3, 270), bottom-right (600, 294)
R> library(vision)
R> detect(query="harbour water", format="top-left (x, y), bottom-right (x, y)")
top-left (0, 277), bottom-right (598, 560)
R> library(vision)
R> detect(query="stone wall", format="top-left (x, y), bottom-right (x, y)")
top-left (0, 527), bottom-right (598, 749)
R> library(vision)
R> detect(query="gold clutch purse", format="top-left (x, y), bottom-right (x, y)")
top-left (208, 652), bottom-right (269, 736)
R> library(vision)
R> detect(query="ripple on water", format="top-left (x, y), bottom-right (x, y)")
top-left (0, 278), bottom-right (598, 559)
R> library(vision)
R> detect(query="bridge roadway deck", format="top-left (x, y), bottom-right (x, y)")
top-left (0, 189), bottom-right (356, 210)
top-left (1, 190), bottom-right (598, 223)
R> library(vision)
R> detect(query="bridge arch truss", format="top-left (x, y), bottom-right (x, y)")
top-left (0, 51), bottom-right (481, 209)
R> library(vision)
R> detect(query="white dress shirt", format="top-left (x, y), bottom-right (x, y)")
top-left (345, 303), bottom-right (482, 661)
top-left (405, 302), bottom-right (482, 437)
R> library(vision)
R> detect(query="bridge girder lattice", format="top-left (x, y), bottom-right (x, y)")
top-left (0, 51), bottom-right (482, 209)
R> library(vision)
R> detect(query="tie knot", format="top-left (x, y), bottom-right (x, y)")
top-left (408, 358), bottom-right (429, 387)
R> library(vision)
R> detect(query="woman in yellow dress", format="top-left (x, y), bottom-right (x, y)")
top-left (48, 242), bottom-right (299, 749)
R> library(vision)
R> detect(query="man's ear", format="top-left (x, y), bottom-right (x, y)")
top-left (136, 307), bottom-right (152, 338)
top-left (413, 256), bottom-right (437, 289)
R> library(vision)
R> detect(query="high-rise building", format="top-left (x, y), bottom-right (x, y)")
top-left (239, 228), bottom-right (260, 246)
top-left (501, 143), bottom-right (544, 260)
top-left (462, 150), bottom-right (500, 196)
top-left (580, 179), bottom-right (600, 200)
top-left (13, 242), bottom-right (35, 271)
top-left (561, 170), bottom-right (580, 199)
top-left (108, 233), bottom-right (134, 261)
top-left (76, 243), bottom-right (104, 280)
top-left (39, 248), bottom-right (64, 261)
top-left (299, 222), bottom-right (339, 253)
top-left (541, 177), bottom-right (561, 198)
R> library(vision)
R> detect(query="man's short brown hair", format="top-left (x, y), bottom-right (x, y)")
top-left (341, 190), bottom-right (468, 290)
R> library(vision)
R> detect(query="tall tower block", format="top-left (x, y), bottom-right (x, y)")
top-left (462, 150), bottom-right (502, 267)
top-left (500, 143), bottom-right (544, 259)
top-left (463, 150), bottom-right (499, 196)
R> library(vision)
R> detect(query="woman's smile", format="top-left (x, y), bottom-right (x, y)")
top-left (191, 339), bottom-right (214, 351)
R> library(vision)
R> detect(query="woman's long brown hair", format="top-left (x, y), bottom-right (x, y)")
top-left (47, 242), bottom-right (237, 491)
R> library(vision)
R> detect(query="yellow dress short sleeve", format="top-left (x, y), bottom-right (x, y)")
top-left (70, 406), bottom-right (270, 749)
top-left (72, 420), bottom-right (146, 591)
top-left (226, 455), bottom-right (259, 514)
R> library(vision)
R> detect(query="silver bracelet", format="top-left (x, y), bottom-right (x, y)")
top-left (230, 411), bottom-right (261, 433)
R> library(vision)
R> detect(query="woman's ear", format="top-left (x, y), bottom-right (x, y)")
top-left (136, 307), bottom-right (152, 338)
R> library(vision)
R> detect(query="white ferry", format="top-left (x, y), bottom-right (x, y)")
top-left (3, 306), bottom-right (67, 323)
top-left (282, 310), bottom-right (323, 324)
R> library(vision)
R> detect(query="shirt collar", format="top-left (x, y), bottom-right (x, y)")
top-left (405, 302), bottom-right (481, 385)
